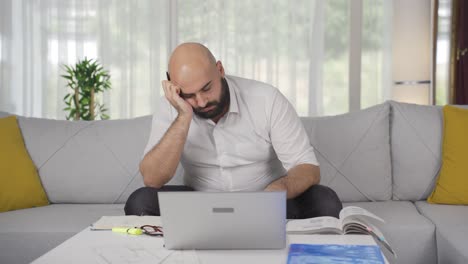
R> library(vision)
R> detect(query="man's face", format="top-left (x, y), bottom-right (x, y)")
top-left (191, 77), bottom-right (230, 119)
top-left (170, 60), bottom-right (229, 120)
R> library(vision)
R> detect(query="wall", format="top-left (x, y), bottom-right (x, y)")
top-left (392, 0), bottom-right (433, 104)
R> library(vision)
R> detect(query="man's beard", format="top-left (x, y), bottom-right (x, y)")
top-left (193, 77), bottom-right (230, 119)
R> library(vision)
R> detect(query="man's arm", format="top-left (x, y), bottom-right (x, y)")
top-left (265, 164), bottom-right (320, 199)
top-left (265, 89), bottom-right (320, 199)
top-left (140, 115), bottom-right (191, 188)
top-left (140, 80), bottom-right (193, 188)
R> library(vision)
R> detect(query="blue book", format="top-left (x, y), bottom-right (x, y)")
top-left (287, 243), bottom-right (385, 264)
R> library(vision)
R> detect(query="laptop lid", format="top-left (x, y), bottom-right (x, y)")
top-left (158, 191), bottom-right (286, 250)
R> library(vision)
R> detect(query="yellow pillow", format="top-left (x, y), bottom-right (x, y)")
top-left (428, 105), bottom-right (468, 204)
top-left (0, 116), bottom-right (49, 212)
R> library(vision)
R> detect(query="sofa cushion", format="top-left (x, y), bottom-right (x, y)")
top-left (0, 204), bottom-right (124, 233)
top-left (344, 201), bottom-right (436, 264)
top-left (415, 201), bottom-right (468, 263)
top-left (16, 116), bottom-right (153, 203)
top-left (0, 116), bottom-right (49, 212)
top-left (301, 102), bottom-right (392, 202)
top-left (428, 105), bottom-right (468, 204)
top-left (1, 232), bottom-right (73, 264)
top-left (0, 204), bottom-right (124, 264)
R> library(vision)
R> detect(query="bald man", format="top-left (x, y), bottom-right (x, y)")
top-left (125, 43), bottom-right (342, 219)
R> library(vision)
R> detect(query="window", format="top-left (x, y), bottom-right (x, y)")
top-left (178, 0), bottom-right (392, 116)
top-left (0, 0), bottom-right (393, 119)
top-left (435, 0), bottom-right (452, 105)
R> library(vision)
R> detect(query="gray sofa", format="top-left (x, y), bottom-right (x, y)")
top-left (1, 100), bottom-right (467, 264)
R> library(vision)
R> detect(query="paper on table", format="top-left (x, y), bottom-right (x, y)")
top-left (93, 242), bottom-right (171, 264)
top-left (91, 216), bottom-right (162, 230)
top-left (92, 241), bottom-right (199, 264)
top-left (163, 250), bottom-right (200, 264)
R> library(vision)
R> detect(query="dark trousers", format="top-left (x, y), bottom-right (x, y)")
top-left (125, 184), bottom-right (342, 219)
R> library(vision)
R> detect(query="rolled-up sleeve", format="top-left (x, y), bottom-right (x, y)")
top-left (269, 90), bottom-right (319, 171)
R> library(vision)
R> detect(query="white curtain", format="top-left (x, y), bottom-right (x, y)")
top-left (0, 0), bottom-right (392, 119)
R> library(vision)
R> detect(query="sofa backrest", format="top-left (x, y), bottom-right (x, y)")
top-left (3, 102), bottom-right (393, 204)
top-left (11, 100), bottom-right (467, 203)
top-left (301, 102), bottom-right (392, 202)
top-left (389, 101), bottom-right (468, 201)
top-left (16, 116), bottom-right (154, 203)
top-left (389, 101), bottom-right (443, 201)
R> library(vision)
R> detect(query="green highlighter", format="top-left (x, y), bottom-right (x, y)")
top-left (112, 227), bottom-right (143, 235)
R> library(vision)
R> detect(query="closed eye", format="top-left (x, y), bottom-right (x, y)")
top-left (180, 93), bottom-right (194, 99)
top-left (202, 86), bottom-right (211, 92)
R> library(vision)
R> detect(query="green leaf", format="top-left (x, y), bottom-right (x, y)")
top-left (61, 75), bottom-right (72, 80)
top-left (62, 58), bottom-right (112, 121)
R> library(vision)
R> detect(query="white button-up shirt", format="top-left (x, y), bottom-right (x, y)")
top-left (143, 75), bottom-right (318, 191)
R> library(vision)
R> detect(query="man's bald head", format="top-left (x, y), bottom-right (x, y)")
top-left (165, 42), bottom-right (228, 122)
top-left (168, 43), bottom-right (218, 87)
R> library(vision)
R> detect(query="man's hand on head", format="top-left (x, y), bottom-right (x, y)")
top-left (161, 80), bottom-right (193, 120)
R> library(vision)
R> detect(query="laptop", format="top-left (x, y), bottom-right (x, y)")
top-left (158, 191), bottom-right (286, 250)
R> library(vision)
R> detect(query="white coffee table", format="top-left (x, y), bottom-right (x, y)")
top-left (32, 226), bottom-right (389, 264)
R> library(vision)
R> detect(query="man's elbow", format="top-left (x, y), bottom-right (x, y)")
top-left (315, 166), bottom-right (321, 184)
top-left (143, 177), bottom-right (163, 189)
top-left (139, 160), bottom-right (164, 189)
top-left (312, 164), bottom-right (321, 185)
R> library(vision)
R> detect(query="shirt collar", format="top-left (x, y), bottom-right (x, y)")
top-left (226, 75), bottom-right (239, 114)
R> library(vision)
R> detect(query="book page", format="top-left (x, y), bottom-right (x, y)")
top-left (91, 216), bottom-right (162, 230)
top-left (339, 206), bottom-right (385, 225)
top-left (342, 219), bottom-right (371, 234)
top-left (287, 216), bottom-right (342, 234)
top-left (342, 216), bottom-right (396, 257)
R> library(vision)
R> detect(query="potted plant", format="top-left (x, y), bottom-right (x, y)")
top-left (62, 57), bottom-right (111, 120)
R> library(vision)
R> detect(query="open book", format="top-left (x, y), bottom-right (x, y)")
top-left (286, 206), bottom-right (396, 257)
